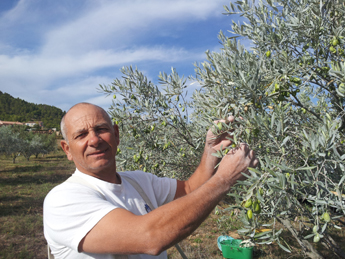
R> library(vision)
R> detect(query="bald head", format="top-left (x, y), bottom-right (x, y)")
top-left (61, 103), bottom-right (112, 143)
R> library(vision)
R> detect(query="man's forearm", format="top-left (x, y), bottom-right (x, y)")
top-left (175, 148), bottom-right (220, 199)
top-left (146, 173), bottom-right (229, 254)
top-left (188, 149), bottom-right (220, 190)
top-left (80, 172), bottom-right (230, 255)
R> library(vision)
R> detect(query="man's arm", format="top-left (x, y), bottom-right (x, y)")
top-left (79, 144), bottom-right (257, 255)
top-left (175, 117), bottom-right (236, 199)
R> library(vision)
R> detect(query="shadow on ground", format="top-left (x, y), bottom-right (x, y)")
top-left (0, 171), bottom-right (71, 186)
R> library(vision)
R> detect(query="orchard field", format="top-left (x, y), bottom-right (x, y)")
top-left (0, 149), bottom-right (344, 258)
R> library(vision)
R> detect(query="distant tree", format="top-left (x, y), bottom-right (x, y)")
top-left (21, 134), bottom-right (42, 161)
top-left (31, 133), bottom-right (57, 158)
top-left (40, 133), bottom-right (57, 156)
top-left (0, 126), bottom-right (25, 163)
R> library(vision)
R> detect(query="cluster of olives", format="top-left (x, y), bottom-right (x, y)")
top-left (312, 212), bottom-right (331, 243)
top-left (242, 189), bottom-right (264, 220)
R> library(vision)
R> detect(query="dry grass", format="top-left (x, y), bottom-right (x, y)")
top-left (0, 150), bottom-right (74, 259)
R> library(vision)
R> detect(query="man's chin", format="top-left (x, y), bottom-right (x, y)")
top-left (82, 159), bottom-right (115, 172)
top-left (91, 161), bottom-right (113, 170)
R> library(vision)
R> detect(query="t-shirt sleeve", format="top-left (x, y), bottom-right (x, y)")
top-left (43, 183), bottom-right (119, 252)
top-left (124, 171), bottom-right (177, 207)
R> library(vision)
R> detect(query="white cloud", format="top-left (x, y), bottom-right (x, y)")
top-left (0, 0), bottom-right (230, 111)
top-left (0, 46), bottom-right (204, 95)
top-left (41, 0), bottom-right (227, 56)
top-left (26, 75), bottom-right (114, 112)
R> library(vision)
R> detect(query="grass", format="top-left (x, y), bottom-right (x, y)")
top-left (0, 150), bottom-right (74, 259)
top-left (1, 150), bottom-right (344, 258)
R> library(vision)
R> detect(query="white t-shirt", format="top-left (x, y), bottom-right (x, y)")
top-left (43, 169), bottom-right (177, 259)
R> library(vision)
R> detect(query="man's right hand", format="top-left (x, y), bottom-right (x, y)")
top-left (216, 143), bottom-right (258, 187)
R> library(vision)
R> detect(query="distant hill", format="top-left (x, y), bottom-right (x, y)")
top-left (0, 91), bottom-right (65, 130)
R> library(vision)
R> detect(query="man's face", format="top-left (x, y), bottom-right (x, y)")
top-left (61, 105), bottom-right (119, 175)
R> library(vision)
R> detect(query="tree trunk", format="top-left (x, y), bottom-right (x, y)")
top-left (277, 217), bottom-right (324, 259)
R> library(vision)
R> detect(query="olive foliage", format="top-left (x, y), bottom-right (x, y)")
top-left (100, 67), bottom-right (205, 179)
top-left (100, 0), bottom-right (345, 257)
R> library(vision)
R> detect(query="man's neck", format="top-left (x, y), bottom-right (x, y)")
top-left (76, 166), bottom-right (121, 184)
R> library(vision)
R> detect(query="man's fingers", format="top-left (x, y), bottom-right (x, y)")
top-left (248, 150), bottom-right (259, 168)
top-left (226, 116), bottom-right (235, 123)
top-left (239, 142), bottom-right (251, 156)
top-left (225, 144), bottom-right (258, 168)
top-left (213, 116), bottom-right (235, 126)
top-left (251, 155), bottom-right (259, 168)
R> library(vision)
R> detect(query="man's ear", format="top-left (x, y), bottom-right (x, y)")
top-left (113, 124), bottom-right (120, 146)
top-left (61, 140), bottom-right (73, 161)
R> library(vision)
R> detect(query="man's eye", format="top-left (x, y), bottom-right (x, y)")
top-left (98, 127), bottom-right (108, 132)
top-left (76, 133), bottom-right (86, 139)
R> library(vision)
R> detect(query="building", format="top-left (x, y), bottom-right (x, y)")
top-left (24, 121), bottom-right (44, 128)
top-left (0, 120), bottom-right (24, 127)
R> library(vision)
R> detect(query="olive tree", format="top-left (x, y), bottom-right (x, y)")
top-left (22, 133), bottom-right (57, 160)
top-left (0, 126), bottom-right (57, 162)
top-left (100, 0), bottom-right (345, 257)
top-left (193, 0), bottom-right (345, 258)
top-left (100, 67), bottom-right (206, 179)
top-left (0, 126), bottom-right (25, 163)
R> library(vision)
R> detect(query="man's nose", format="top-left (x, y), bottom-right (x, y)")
top-left (88, 131), bottom-right (101, 146)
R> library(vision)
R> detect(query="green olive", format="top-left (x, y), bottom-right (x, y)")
top-left (323, 212), bottom-right (331, 223)
top-left (247, 209), bottom-right (253, 220)
top-left (259, 188), bottom-right (264, 196)
top-left (313, 225), bottom-right (318, 233)
top-left (216, 122), bottom-right (222, 131)
top-left (332, 38), bottom-right (339, 46)
top-left (244, 199), bottom-right (253, 208)
top-left (253, 201), bottom-right (261, 214)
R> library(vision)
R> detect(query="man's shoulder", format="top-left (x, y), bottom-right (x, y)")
top-left (119, 170), bottom-right (164, 184)
top-left (119, 170), bottom-right (176, 189)
top-left (119, 170), bottom-right (147, 179)
top-left (44, 177), bottom-right (101, 206)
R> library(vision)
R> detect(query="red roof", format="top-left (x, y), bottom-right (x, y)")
top-left (0, 121), bottom-right (24, 126)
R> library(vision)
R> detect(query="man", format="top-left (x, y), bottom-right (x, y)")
top-left (43, 102), bottom-right (258, 259)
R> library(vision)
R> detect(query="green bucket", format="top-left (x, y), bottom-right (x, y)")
top-left (220, 239), bottom-right (253, 259)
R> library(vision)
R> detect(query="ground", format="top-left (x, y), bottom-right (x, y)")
top-left (1, 150), bottom-right (344, 258)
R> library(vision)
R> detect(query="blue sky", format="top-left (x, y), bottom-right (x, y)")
top-left (0, 0), bottom-right (239, 112)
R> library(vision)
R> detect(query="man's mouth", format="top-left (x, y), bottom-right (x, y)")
top-left (88, 148), bottom-right (108, 157)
